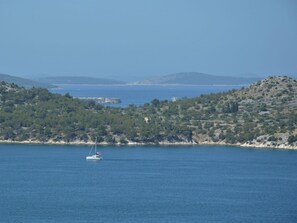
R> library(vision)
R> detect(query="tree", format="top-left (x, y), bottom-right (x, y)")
top-left (288, 135), bottom-right (297, 144)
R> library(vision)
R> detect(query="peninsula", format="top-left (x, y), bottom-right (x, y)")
top-left (134, 72), bottom-right (260, 85)
top-left (0, 73), bottom-right (54, 89)
top-left (0, 76), bottom-right (296, 149)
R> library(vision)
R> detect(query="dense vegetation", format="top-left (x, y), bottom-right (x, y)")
top-left (0, 76), bottom-right (296, 148)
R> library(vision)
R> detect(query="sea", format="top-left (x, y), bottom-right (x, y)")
top-left (1, 84), bottom-right (297, 222)
top-left (0, 144), bottom-right (296, 223)
top-left (50, 84), bottom-right (243, 107)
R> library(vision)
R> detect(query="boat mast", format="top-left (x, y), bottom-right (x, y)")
top-left (95, 137), bottom-right (97, 154)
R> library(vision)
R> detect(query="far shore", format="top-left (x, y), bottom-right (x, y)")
top-left (0, 139), bottom-right (296, 150)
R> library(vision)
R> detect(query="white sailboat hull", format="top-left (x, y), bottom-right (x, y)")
top-left (86, 155), bottom-right (103, 160)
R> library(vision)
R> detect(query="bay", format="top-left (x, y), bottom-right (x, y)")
top-left (0, 144), bottom-right (296, 223)
top-left (50, 85), bottom-right (242, 107)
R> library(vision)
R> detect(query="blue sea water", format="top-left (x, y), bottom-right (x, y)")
top-left (50, 85), bottom-right (242, 107)
top-left (0, 144), bottom-right (296, 223)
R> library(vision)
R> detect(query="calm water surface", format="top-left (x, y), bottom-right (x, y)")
top-left (0, 144), bottom-right (296, 223)
top-left (51, 85), bottom-right (242, 107)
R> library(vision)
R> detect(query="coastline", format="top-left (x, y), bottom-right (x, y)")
top-left (0, 139), bottom-right (296, 150)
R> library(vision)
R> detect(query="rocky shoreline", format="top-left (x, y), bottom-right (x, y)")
top-left (0, 139), bottom-right (296, 150)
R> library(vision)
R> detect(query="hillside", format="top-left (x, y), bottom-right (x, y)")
top-left (38, 76), bottom-right (126, 85)
top-left (136, 72), bottom-right (260, 85)
top-left (0, 76), bottom-right (296, 149)
top-left (0, 73), bottom-right (54, 88)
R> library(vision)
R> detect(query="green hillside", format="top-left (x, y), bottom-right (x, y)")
top-left (0, 76), bottom-right (296, 149)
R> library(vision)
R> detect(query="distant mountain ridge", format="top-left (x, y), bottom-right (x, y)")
top-left (0, 71), bottom-right (267, 87)
top-left (135, 72), bottom-right (261, 85)
top-left (38, 76), bottom-right (126, 85)
top-left (0, 73), bottom-right (54, 88)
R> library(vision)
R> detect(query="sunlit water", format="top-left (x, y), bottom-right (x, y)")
top-left (0, 144), bottom-right (296, 222)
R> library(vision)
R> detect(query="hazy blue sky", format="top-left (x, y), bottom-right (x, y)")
top-left (0, 0), bottom-right (296, 80)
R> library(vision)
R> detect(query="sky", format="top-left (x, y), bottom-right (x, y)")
top-left (0, 0), bottom-right (296, 81)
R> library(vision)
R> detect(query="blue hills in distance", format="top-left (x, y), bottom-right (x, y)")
top-left (38, 72), bottom-right (262, 86)
top-left (37, 76), bottom-right (126, 85)
top-left (0, 73), bottom-right (54, 88)
top-left (134, 72), bottom-right (262, 85)
top-left (2, 72), bottom-right (296, 87)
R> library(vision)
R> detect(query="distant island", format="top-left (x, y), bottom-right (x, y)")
top-left (38, 76), bottom-right (126, 85)
top-left (134, 72), bottom-right (261, 85)
top-left (2, 72), bottom-right (264, 87)
top-left (0, 76), bottom-right (296, 149)
top-left (0, 73), bottom-right (54, 88)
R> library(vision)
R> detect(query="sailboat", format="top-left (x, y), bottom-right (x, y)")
top-left (86, 138), bottom-right (103, 160)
